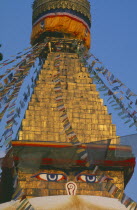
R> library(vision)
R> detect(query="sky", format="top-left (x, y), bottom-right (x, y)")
top-left (0, 0), bottom-right (137, 202)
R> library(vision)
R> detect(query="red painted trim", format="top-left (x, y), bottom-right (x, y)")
top-left (13, 156), bottom-right (135, 168)
top-left (12, 141), bottom-right (132, 152)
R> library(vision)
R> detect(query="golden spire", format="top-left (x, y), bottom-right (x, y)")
top-left (31, 0), bottom-right (91, 48)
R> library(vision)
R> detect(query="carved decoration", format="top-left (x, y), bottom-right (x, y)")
top-left (32, 0), bottom-right (91, 22)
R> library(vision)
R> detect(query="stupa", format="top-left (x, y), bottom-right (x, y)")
top-left (0, 0), bottom-right (136, 209)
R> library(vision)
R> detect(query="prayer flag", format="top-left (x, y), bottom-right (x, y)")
top-left (124, 119), bottom-right (131, 124)
top-left (102, 69), bottom-right (108, 75)
top-left (4, 78), bottom-right (9, 85)
top-left (126, 88), bottom-right (131, 95)
top-left (64, 122), bottom-right (71, 130)
top-left (112, 86), bottom-right (119, 91)
top-left (20, 100), bottom-right (25, 108)
top-left (110, 74), bottom-right (114, 81)
top-left (8, 73), bottom-right (13, 81)
top-left (57, 104), bottom-right (65, 111)
top-left (23, 92), bottom-right (28, 102)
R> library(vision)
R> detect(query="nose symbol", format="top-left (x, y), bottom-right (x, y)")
top-left (66, 181), bottom-right (77, 195)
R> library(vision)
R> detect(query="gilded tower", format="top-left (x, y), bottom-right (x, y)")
top-left (20, 0), bottom-right (117, 144)
top-left (8, 0), bottom-right (135, 206)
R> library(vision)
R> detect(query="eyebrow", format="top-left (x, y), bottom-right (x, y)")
top-left (31, 170), bottom-right (69, 178)
top-left (74, 171), bottom-right (85, 176)
top-left (74, 171), bottom-right (98, 176)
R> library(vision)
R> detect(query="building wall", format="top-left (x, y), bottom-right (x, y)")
top-left (18, 169), bottom-right (124, 198)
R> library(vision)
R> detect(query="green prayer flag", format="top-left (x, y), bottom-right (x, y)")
top-left (129, 122), bottom-right (135, 128)
top-left (124, 119), bottom-right (131, 124)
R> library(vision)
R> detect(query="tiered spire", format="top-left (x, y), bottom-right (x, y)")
top-left (19, 52), bottom-right (118, 144)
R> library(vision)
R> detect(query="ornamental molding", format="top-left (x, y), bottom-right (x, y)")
top-left (32, 0), bottom-right (91, 21)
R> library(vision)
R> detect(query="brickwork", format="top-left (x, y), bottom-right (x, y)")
top-left (17, 52), bottom-right (122, 197)
top-left (19, 52), bottom-right (118, 144)
top-left (18, 169), bottom-right (124, 198)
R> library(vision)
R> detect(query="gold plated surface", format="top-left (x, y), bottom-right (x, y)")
top-left (19, 52), bottom-right (118, 144)
top-left (18, 169), bottom-right (124, 198)
top-left (32, 0), bottom-right (91, 22)
top-left (17, 52), bottom-right (122, 197)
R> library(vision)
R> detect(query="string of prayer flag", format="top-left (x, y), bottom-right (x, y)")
top-left (80, 52), bottom-right (137, 129)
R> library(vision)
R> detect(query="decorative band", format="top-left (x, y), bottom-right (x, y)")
top-left (32, 0), bottom-right (91, 21)
top-left (33, 0), bottom-right (90, 11)
top-left (33, 12), bottom-right (90, 33)
top-left (32, 8), bottom-right (91, 28)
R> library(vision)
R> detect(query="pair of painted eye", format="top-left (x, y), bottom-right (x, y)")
top-left (32, 173), bottom-right (97, 183)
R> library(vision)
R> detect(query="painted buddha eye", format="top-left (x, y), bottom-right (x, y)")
top-left (31, 173), bottom-right (67, 182)
top-left (77, 174), bottom-right (97, 183)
